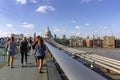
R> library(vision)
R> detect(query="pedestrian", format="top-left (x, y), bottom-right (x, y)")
top-left (35, 37), bottom-right (46, 73)
top-left (6, 36), bottom-right (17, 68)
top-left (32, 36), bottom-right (40, 65)
top-left (20, 37), bottom-right (29, 67)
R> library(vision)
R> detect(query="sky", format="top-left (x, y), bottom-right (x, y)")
top-left (0, 0), bottom-right (120, 38)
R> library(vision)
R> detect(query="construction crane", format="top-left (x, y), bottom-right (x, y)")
top-left (108, 24), bottom-right (114, 36)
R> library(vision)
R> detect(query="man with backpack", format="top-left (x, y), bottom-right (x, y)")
top-left (20, 37), bottom-right (29, 67)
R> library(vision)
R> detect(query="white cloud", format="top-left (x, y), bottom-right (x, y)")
top-left (23, 22), bottom-right (28, 24)
top-left (30, 0), bottom-right (37, 3)
top-left (81, 0), bottom-right (92, 3)
top-left (54, 28), bottom-right (65, 33)
top-left (53, 28), bottom-right (79, 38)
top-left (103, 26), bottom-right (107, 29)
top-left (23, 32), bottom-right (43, 38)
top-left (53, 26), bottom-right (58, 29)
top-left (85, 24), bottom-right (90, 26)
top-left (76, 32), bottom-right (81, 35)
top-left (75, 25), bottom-right (81, 29)
top-left (36, 5), bottom-right (55, 13)
top-left (0, 31), bottom-right (12, 37)
top-left (81, 0), bottom-right (103, 3)
top-left (23, 33), bottom-right (33, 37)
top-left (72, 20), bottom-right (76, 23)
top-left (6, 24), bottom-right (13, 28)
top-left (16, 0), bottom-right (37, 5)
top-left (42, 0), bottom-right (52, 3)
top-left (53, 28), bottom-right (72, 38)
top-left (16, 0), bottom-right (27, 4)
top-left (22, 22), bottom-right (34, 29)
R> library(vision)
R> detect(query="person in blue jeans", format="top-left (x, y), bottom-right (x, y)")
top-left (35, 37), bottom-right (46, 73)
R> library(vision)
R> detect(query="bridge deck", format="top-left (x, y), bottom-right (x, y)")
top-left (0, 52), bottom-right (48, 80)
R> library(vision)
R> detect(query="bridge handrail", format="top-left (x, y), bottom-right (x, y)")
top-left (45, 42), bottom-right (107, 80)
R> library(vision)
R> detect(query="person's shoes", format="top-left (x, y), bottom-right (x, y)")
top-left (39, 70), bottom-right (42, 73)
top-left (38, 68), bottom-right (42, 73)
top-left (10, 66), bottom-right (13, 68)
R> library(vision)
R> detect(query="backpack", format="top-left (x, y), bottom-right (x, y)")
top-left (21, 41), bottom-right (28, 50)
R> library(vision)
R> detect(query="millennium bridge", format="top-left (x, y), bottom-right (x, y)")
top-left (0, 38), bottom-right (120, 80)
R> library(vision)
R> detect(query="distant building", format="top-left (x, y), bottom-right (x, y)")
top-left (115, 39), bottom-right (120, 48)
top-left (93, 39), bottom-right (103, 48)
top-left (85, 39), bottom-right (93, 48)
top-left (102, 36), bottom-right (115, 48)
top-left (63, 35), bottom-right (66, 40)
top-left (69, 36), bottom-right (85, 47)
top-left (53, 34), bottom-right (117, 48)
top-left (33, 32), bottom-right (36, 42)
top-left (11, 33), bottom-right (23, 40)
top-left (54, 34), bottom-right (57, 39)
top-left (43, 27), bottom-right (52, 39)
top-left (77, 39), bottom-right (85, 47)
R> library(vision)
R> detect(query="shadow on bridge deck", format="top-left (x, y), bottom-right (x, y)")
top-left (0, 50), bottom-right (50, 80)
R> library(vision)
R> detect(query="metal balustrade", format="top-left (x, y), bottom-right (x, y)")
top-left (48, 38), bottom-right (120, 74)
top-left (89, 54), bottom-right (120, 65)
top-left (76, 54), bottom-right (120, 74)
top-left (45, 42), bottom-right (107, 80)
top-left (78, 54), bottom-right (120, 74)
top-left (86, 54), bottom-right (120, 67)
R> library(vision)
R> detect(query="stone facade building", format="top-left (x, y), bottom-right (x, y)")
top-left (102, 36), bottom-right (115, 48)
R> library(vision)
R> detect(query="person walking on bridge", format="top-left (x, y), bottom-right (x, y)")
top-left (20, 37), bottom-right (29, 67)
top-left (35, 37), bottom-right (46, 73)
top-left (32, 36), bottom-right (40, 65)
top-left (6, 36), bottom-right (17, 68)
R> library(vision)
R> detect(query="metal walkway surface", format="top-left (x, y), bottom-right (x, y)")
top-left (0, 52), bottom-right (48, 80)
